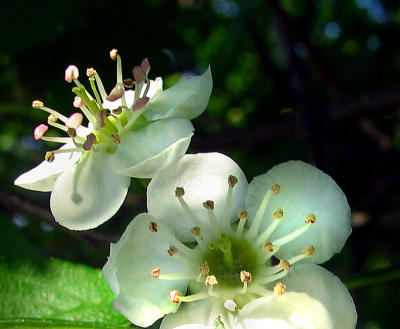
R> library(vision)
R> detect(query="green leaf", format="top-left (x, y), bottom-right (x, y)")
top-left (0, 258), bottom-right (131, 328)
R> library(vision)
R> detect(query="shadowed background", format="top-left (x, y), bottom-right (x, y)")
top-left (0, 1), bottom-right (399, 328)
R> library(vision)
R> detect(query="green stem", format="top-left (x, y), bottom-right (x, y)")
top-left (344, 265), bottom-right (400, 290)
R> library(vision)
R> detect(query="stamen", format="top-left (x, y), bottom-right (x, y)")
top-left (149, 221), bottom-right (158, 232)
top-left (274, 282), bottom-right (286, 296)
top-left (40, 136), bottom-right (73, 144)
top-left (205, 275), bottom-right (218, 286)
top-left (47, 120), bottom-right (68, 132)
top-left (279, 259), bottom-right (291, 271)
top-left (151, 268), bottom-right (160, 278)
top-left (255, 268), bottom-right (289, 285)
top-left (248, 284), bottom-right (274, 297)
top-left (83, 133), bottom-right (96, 151)
top-left (157, 223), bottom-right (197, 257)
top-left (191, 227), bottom-right (206, 249)
top-left (305, 214), bottom-right (316, 224)
top-left (271, 222), bottom-right (314, 247)
top-left (178, 291), bottom-right (209, 303)
top-left (133, 97), bottom-right (149, 111)
top-left (153, 268), bottom-right (197, 281)
top-left (240, 270), bottom-right (252, 293)
top-left (247, 188), bottom-right (273, 238)
top-left (65, 113), bottom-right (83, 129)
top-left (33, 101), bottom-right (68, 123)
top-left (133, 65), bottom-right (146, 83)
top-left (175, 187), bottom-right (211, 237)
top-left (167, 246), bottom-right (178, 256)
top-left (45, 151), bottom-right (55, 162)
top-left (32, 100), bottom-right (44, 109)
top-left (73, 96), bottom-right (85, 108)
top-left (94, 71), bottom-right (108, 102)
top-left (109, 49), bottom-right (118, 60)
top-left (271, 184), bottom-right (281, 195)
top-left (48, 114), bottom-right (58, 122)
top-left (286, 247), bottom-right (316, 265)
top-left (254, 209), bottom-right (284, 247)
top-left (111, 133), bottom-right (121, 144)
top-left (141, 58), bottom-right (150, 75)
top-left (33, 124), bottom-right (48, 140)
top-left (263, 241), bottom-right (274, 253)
top-left (89, 78), bottom-right (103, 108)
top-left (106, 85), bottom-right (124, 102)
top-left (203, 200), bottom-right (221, 235)
top-left (224, 300), bottom-right (238, 312)
top-left (168, 290), bottom-right (180, 304)
top-left (123, 78), bottom-right (134, 88)
top-left (235, 210), bottom-right (248, 238)
top-left (221, 175), bottom-right (237, 233)
top-left (65, 65), bottom-right (79, 83)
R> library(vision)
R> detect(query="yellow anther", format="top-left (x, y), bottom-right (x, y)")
top-left (109, 48), bottom-right (118, 60)
top-left (238, 210), bottom-right (248, 219)
top-left (273, 208), bottom-right (284, 219)
top-left (45, 151), bottom-right (55, 162)
top-left (274, 282), bottom-right (286, 296)
top-left (203, 200), bottom-right (214, 210)
top-left (205, 275), bottom-right (218, 286)
top-left (305, 214), bottom-right (316, 224)
top-left (167, 246), bottom-right (178, 256)
top-left (199, 261), bottom-right (210, 275)
top-left (240, 270), bottom-right (252, 283)
top-left (279, 259), bottom-right (291, 271)
top-left (175, 187), bottom-right (185, 197)
top-left (263, 241), bottom-right (274, 252)
top-left (302, 246), bottom-right (316, 257)
top-left (228, 175), bottom-right (238, 188)
top-left (151, 268), bottom-right (160, 278)
top-left (67, 128), bottom-right (77, 138)
top-left (112, 107), bottom-right (123, 115)
top-left (32, 100), bottom-right (44, 109)
top-left (191, 227), bottom-right (201, 236)
top-left (48, 113), bottom-right (58, 122)
top-left (86, 67), bottom-right (97, 78)
top-left (271, 184), bottom-right (281, 195)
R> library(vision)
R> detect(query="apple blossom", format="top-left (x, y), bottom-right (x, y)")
top-left (103, 153), bottom-right (357, 329)
top-left (14, 50), bottom-right (212, 230)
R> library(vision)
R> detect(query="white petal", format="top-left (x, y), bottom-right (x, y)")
top-left (103, 213), bottom-right (190, 327)
top-left (236, 293), bottom-right (333, 329)
top-left (280, 264), bottom-right (357, 329)
top-left (50, 151), bottom-right (130, 230)
top-left (117, 118), bottom-right (194, 178)
top-left (14, 142), bottom-right (82, 192)
top-left (161, 299), bottom-right (232, 329)
top-left (246, 161), bottom-right (351, 264)
top-left (147, 153), bottom-right (248, 242)
top-left (143, 68), bottom-right (212, 121)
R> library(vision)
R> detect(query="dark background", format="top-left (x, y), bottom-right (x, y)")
top-left (0, 1), bottom-right (399, 328)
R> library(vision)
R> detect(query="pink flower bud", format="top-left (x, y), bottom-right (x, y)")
top-left (66, 113), bottom-right (83, 129)
top-left (133, 97), bottom-right (149, 111)
top-left (33, 124), bottom-right (48, 140)
top-left (65, 65), bottom-right (79, 83)
top-left (73, 96), bottom-right (84, 108)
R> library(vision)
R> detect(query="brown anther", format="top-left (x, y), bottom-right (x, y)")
top-left (83, 133), bottom-right (96, 151)
top-left (240, 270), bottom-right (252, 283)
top-left (228, 175), bottom-right (238, 188)
top-left (175, 187), bottom-right (185, 197)
top-left (263, 241), bottom-right (274, 252)
top-left (199, 261), bottom-right (210, 275)
top-left (109, 48), bottom-right (118, 60)
top-left (48, 114), bottom-right (58, 122)
top-left (151, 268), bottom-right (160, 278)
top-left (302, 246), bottom-right (316, 257)
top-left (167, 246), bottom-right (178, 256)
top-left (45, 151), bottom-right (55, 162)
top-left (86, 68), bottom-right (96, 78)
top-left (205, 275), bottom-right (218, 286)
top-left (112, 107), bottom-right (123, 115)
top-left (271, 184), bottom-right (281, 195)
top-left (67, 128), bottom-right (77, 138)
top-left (238, 210), bottom-right (248, 220)
top-left (111, 133), bottom-right (121, 144)
top-left (305, 214), bottom-right (316, 224)
top-left (273, 208), bottom-right (284, 219)
top-left (191, 227), bottom-right (201, 236)
top-left (203, 200), bottom-right (214, 210)
top-left (123, 78), bottom-right (134, 88)
top-left (274, 282), bottom-right (286, 296)
top-left (168, 290), bottom-right (180, 304)
top-left (104, 109), bottom-right (111, 117)
top-left (32, 100), bottom-right (44, 109)
top-left (224, 300), bottom-right (238, 312)
top-left (149, 221), bottom-right (158, 232)
top-left (279, 259), bottom-right (291, 271)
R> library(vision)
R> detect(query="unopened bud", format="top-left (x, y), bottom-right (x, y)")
top-left (65, 65), bottom-right (79, 83)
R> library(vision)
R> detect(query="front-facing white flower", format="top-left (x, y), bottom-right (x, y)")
top-left (14, 50), bottom-right (212, 230)
top-left (103, 153), bottom-right (357, 329)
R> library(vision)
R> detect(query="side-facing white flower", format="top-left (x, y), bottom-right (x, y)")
top-left (14, 50), bottom-right (212, 230)
top-left (103, 153), bottom-right (357, 329)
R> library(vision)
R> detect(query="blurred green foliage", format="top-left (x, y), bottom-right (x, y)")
top-left (1, 0), bottom-right (400, 328)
